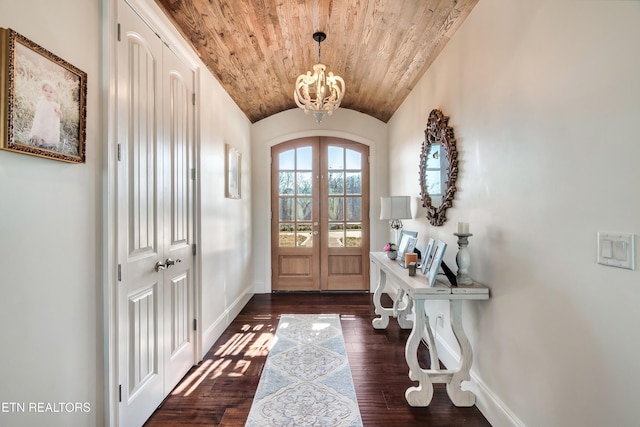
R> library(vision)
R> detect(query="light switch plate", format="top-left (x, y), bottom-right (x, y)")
top-left (597, 232), bottom-right (635, 270)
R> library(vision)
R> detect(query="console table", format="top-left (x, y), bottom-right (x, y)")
top-left (370, 251), bottom-right (489, 407)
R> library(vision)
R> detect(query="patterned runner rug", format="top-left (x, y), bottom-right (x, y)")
top-left (245, 313), bottom-right (363, 427)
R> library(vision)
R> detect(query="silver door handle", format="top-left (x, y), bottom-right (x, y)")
top-left (313, 231), bottom-right (319, 235)
top-left (155, 261), bottom-right (167, 272)
top-left (165, 258), bottom-right (182, 266)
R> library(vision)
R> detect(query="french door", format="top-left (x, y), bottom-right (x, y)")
top-left (271, 137), bottom-right (370, 291)
top-left (116, 2), bottom-right (196, 426)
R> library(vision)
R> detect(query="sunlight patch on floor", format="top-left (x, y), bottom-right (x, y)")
top-left (171, 358), bottom-right (232, 396)
top-left (169, 322), bottom-right (278, 396)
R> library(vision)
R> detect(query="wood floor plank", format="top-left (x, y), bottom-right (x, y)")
top-left (144, 293), bottom-right (491, 426)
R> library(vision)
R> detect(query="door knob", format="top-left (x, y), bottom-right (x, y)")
top-left (155, 261), bottom-right (167, 272)
top-left (165, 258), bottom-right (182, 266)
top-left (313, 231), bottom-right (319, 235)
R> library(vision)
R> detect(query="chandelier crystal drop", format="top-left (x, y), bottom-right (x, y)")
top-left (293, 32), bottom-right (345, 123)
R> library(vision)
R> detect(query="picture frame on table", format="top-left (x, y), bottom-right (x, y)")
top-left (425, 240), bottom-right (447, 287)
top-left (421, 238), bottom-right (436, 275)
top-left (397, 229), bottom-right (417, 247)
top-left (0, 28), bottom-right (87, 163)
top-left (225, 143), bottom-right (241, 199)
top-left (397, 235), bottom-right (417, 262)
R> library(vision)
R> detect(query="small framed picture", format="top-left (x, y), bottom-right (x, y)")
top-left (425, 240), bottom-right (447, 287)
top-left (421, 238), bottom-right (436, 275)
top-left (397, 229), bottom-right (417, 247)
top-left (398, 235), bottom-right (417, 262)
top-left (225, 143), bottom-right (241, 199)
top-left (0, 28), bottom-right (87, 163)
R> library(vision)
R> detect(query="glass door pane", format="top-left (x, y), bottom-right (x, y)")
top-left (327, 147), bottom-right (362, 247)
top-left (277, 147), bottom-right (314, 247)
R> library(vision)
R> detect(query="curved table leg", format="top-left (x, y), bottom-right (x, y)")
top-left (372, 268), bottom-right (391, 329)
top-left (404, 299), bottom-right (434, 406)
top-left (396, 290), bottom-right (414, 329)
top-left (446, 299), bottom-right (476, 406)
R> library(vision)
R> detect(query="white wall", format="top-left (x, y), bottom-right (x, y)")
top-left (388, 1), bottom-right (640, 426)
top-left (251, 108), bottom-right (388, 293)
top-left (197, 65), bottom-right (254, 354)
top-left (0, 1), bottom-right (103, 426)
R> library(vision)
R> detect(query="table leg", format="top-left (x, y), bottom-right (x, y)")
top-left (397, 295), bottom-right (413, 329)
top-left (404, 300), bottom-right (434, 406)
top-left (446, 299), bottom-right (476, 407)
top-left (372, 268), bottom-right (391, 329)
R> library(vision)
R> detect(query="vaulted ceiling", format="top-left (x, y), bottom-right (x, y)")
top-left (154, 0), bottom-right (479, 123)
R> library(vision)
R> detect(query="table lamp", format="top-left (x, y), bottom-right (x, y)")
top-left (380, 196), bottom-right (412, 244)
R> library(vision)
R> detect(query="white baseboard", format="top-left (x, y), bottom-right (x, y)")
top-left (200, 285), bottom-right (254, 359)
top-left (435, 336), bottom-right (526, 427)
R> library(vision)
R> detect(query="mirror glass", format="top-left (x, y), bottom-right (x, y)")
top-left (424, 144), bottom-right (445, 207)
top-left (419, 109), bottom-right (458, 226)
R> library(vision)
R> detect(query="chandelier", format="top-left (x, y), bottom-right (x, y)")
top-left (294, 32), bottom-right (345, 123)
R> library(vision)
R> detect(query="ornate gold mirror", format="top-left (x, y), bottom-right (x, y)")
top-left (419, 109), bottom-right (458, 226)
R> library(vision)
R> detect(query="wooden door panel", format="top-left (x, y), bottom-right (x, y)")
top-left (275, 253), bottom-right (317, 290)
top-left (321, 140), bottom-right (369, 291)
top-left (280, 255), bottom-right (312, 275)
top-left (271, 139), bottom-right (320, 291)
top-left (328, 254), bottom-right (363, 275)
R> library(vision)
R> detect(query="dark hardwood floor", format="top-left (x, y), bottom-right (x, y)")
top-left (144, 292), bottom-right (491, 426)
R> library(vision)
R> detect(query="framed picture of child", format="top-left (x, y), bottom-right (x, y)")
top-left (0, 28), bottom-right (87, 163)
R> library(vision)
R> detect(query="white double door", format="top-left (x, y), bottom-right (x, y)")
top-left (116, 2), bottom-right (196, 426)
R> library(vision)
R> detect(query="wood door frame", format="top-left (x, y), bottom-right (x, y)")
top-left (271, 137), bottom-right (370, 291)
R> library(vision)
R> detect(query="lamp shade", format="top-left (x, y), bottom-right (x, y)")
top-left (380, 196), bottom-right (412, 220)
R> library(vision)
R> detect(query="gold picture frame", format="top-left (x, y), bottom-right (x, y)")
top-left (0, 28), bottom-right (87, 163)
top-left (225, 143), bottom-right (241, 199)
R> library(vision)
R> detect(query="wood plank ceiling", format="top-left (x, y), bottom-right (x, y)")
top-left (154, 0), bottom-right (479, 123)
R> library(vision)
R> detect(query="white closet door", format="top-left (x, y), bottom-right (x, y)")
top-left (161, 40), bottom-right (195, 395)
top-left (116, 1), bottom-right (195, 426)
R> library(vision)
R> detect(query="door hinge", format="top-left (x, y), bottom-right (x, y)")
top-left (117, 264), bottom-right (122, 282)
top-left (191, 167), bottom-right (196, 180)
top-left (117, 143), bottom-right (121, 161)
top-left (117, 23), bottom-right (121, 42)
top-left (192, 92), bottom-right (196, 105)
top-left (193, 319), bottom-right (197, 331)
top-left (118, 384), bottom-right (122, 402)
top-left (192, 243), bottom-right (197, 256)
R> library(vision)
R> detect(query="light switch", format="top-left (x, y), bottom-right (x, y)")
top-left (597, 232), bottom-right (635, 270)
top-left (601, 240), bottom-right (613, 258)
top-left (613, 241), bottom-right (627, 261)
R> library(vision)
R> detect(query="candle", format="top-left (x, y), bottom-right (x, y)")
top-left (457, 222), bottom-right (469, 234)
